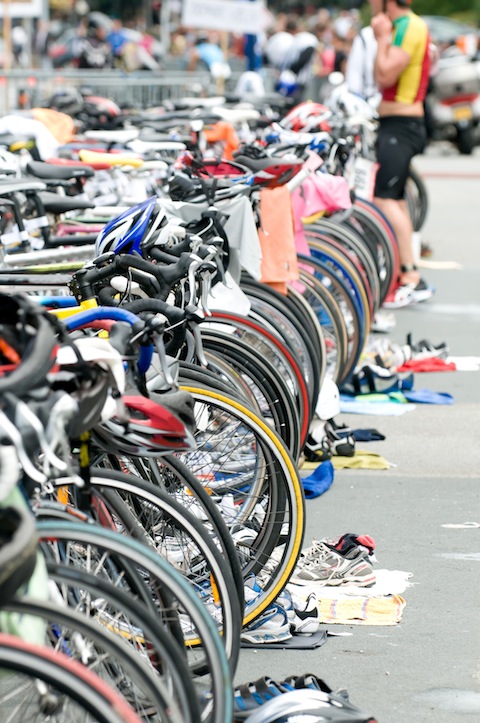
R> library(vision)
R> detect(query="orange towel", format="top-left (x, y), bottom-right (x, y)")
top-left (31, 108), bottom-right (76, 145)
top-left (258, 186), bottom-right (299, 289)
top-left (204, 121), bottom-right (239, 160)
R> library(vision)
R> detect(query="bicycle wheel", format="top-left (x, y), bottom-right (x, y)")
top-left (406, 164), bottom-right (429, 232)
top-left (200, 330), bottom-right (302, 460)
top-left (240, 288), bottom-right (320, 415)
top-left (291, 269), bottom-right (348, 384)
top-left (45, 560), bottom-right (201, 722)
top-left (177, 386), bottom-right (305, 625)
top-left (206, 311), bottom-right (311, 447)
top-left (350, 200), bottom-right (398, 303)
top-left (298, 256), bottom-right (365, 384)
top-left (306, 216), bottom-right (379, 316)
top-left (94, 454), bottom-right (246, 611)
top-left (1, 598), bottom-right (182, 722)
top-left (46, 471), bottom-right (242, 677)
top-left (0, 633), bottom-right (142, 723)
top-left (35, 520), bottom-right (233, 723)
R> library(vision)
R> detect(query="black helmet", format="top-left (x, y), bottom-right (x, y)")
top-left (0, 293), bottom-right (59, 396)
top-left (47, 88), bottom-right (83, 116)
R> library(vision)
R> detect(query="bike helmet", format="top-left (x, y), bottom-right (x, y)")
top-left (95, 196), bottom-right (168, 256)
top-left (54, 337), bottom-right (126, 438)
top-left (0, 293), bottom-right (59, 396)
top-left (92, 394), bottom-right (196, 456)
top-left (243, 689), bottom-right (378, 722)
top-left (280, 101), bottom-right (332, 133)
top-left (82, 95), bottom-right (121, 120)
top-left (47, 89), bottom-right (84, 116)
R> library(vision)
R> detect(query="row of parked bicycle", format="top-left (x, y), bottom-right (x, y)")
top-left (0, 85), bottom-right (423, 721)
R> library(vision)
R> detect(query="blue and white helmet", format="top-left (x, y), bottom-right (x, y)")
top-left (95, 196), bottom-right (168, 257)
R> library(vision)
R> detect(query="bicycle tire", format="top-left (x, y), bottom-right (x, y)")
top-left (178, 386), bottom-right (305, 625)
top-left (2, 597), bottom-right (182, 722)
top-left (46, 560), bottom-right (201, 723)
top-left (36, 520), bottom-right (233, 723)
top-left (0, 633), bottom-right (142, 723)
top-left (200, 330), bottom-right (302, 460)
top-left (291, 269), bottom-right (348, 384)
top-left (47, 471), bottom-right (242, 676)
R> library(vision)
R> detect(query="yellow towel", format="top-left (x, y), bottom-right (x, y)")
top-left (331, 450), bottom-right (392, 470)
top-left (318, 594), bottom-right (406, 625)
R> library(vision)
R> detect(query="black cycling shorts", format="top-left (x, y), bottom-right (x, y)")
top-left (374, 116), bottom-right (427, 200)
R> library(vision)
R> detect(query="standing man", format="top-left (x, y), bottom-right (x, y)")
top-left (370, 0), bottom-right (433, 308)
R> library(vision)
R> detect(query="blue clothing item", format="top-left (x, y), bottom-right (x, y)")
top-left (108, 29), bottom-right (127, 55)
top-left (339, 397), bottom-right (416, 416)
top-left (245, 34), bottom-right (263, 72)
top-left (196, 42), bottom-right (224, 70)
top-left (301, 460), bottom-right (334, 499)
top-left (403, 389), bottom-right (454, 405)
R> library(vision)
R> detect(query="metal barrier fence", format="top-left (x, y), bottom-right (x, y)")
top-left (1, 68), bottom-right (277, 114)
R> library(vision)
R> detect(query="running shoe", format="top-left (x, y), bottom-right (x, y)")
top-left (275, 587), bottom-right (295, 622)
top-left (324, 532), bottom-right (377, 560)
top-left (290, 591), bottom-right (320, 634)
top-left (405, 333), bottom-right (449, 360)
top-left (244, 574), bottom-right (263, 606)
top-left (382, 278), bottom-right (435, 309)
top-left (290, 540), bottom-right (376, 586)
top-left (233, 676), bottom-right (289, 720)
top-left (241, 604), bottom-right (292, 644)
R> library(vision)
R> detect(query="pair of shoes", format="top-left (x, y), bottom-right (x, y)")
top-left (382, 278), bottom-right (435, 309)
top-left (303, 434), bottom-right (332, 463)
top-left (405, 333), bottom-right (449, 360)
top-left (323, 532), bottom-right (376, 560)
top-left (233, 674), bottom-right (339, 721)
top-left (240, 604), bottom-right (292, 644)
top-left (323, 420), bottom-right (355, 457)
top-left (290, 534), bottom-right (376, 586)
top-left (233, 676), bottom-right (288, 719)
top-left (281, 672), bottom-right (333, 694)
top-left (304, 422), bottom-right (355, 461)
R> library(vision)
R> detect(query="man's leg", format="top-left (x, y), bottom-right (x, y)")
top-left (373, 197), bottom-right (419, 285)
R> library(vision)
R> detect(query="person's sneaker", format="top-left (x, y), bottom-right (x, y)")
top-left (290, 540), bottom-right (376, 586)
top-left (382, 278), bottom-right (434, 309)
top-left (410, 277), bottom-right (435, 303)
top-left (323, 421), bottom-right (355, 457)
top-left (241, 604), bottom-right (292, 644)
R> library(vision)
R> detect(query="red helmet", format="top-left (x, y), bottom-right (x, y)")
top-left (280, 101), bottom-right (332, 133)
top-left (93, 394), bottom-right (196, 456)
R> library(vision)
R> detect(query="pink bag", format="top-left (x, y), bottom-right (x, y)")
top-left (292, 173), bottom-right (352, 255)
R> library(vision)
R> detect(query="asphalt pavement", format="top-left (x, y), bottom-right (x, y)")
top-left (234, 142), bottom-right (480, 722)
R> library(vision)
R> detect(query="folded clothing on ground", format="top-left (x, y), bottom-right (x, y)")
top-left (331, 450), bottom-right (393, 470)
top-left (402, 389), bottom-right (454, 405)
top-left (397, 358), bottom-right (457, 373)
top-left (301, 460), bottom-right (335, 499)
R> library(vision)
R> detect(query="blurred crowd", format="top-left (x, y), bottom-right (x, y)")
top-left (4, 3), bottom-right (480, 90)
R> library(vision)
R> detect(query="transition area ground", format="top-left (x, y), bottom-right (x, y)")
top-left (234, 148), bottom-right (480, 722)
